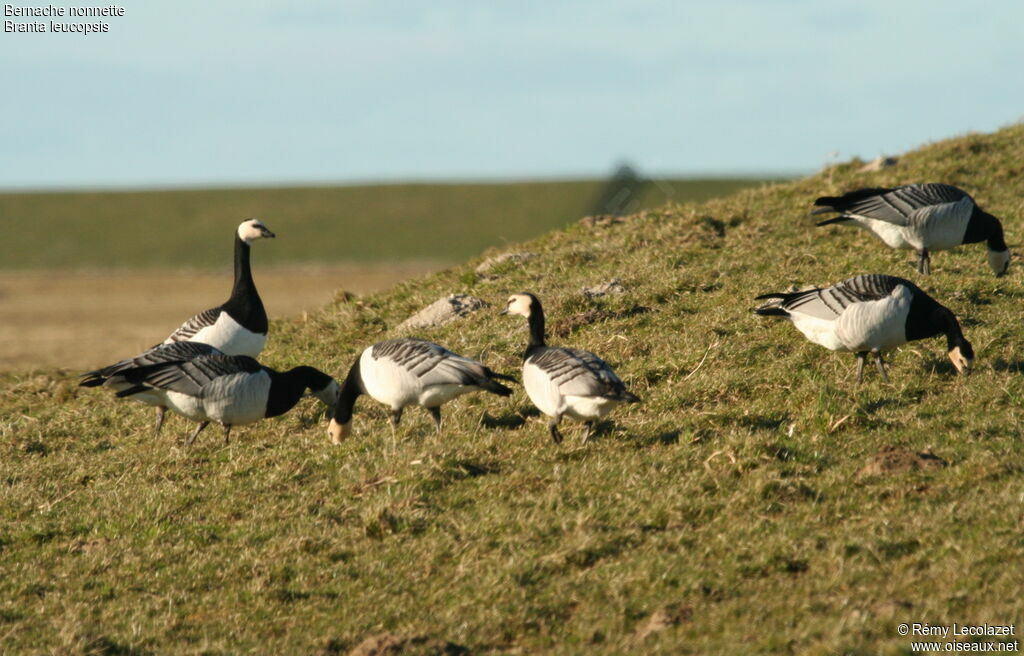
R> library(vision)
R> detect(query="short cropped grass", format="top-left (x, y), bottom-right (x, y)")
top-left (2, 126), bottom-right (1024, 654)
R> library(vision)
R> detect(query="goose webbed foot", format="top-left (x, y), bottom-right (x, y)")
top-left (548, 416), bottom-right (564, 444)
top-left (185, 421), bottom-right (209, 446)
top-left (582, 421), bottom-right (597, 444)
top-left (154, 406), bottom-right (167, 435)
top-left (222, 424), bottom-right (232, 445)
top-left (428, 407), bottom-right (442, 435)
top-left (855, 352), bottom-right (867, 384)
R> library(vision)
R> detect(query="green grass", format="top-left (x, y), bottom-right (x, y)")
top-left (3, 125), bottom-right (1024, 654)
top-left (0, 178), bottom-right (770, 270)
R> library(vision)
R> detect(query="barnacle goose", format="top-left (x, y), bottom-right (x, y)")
top-left (164, 218), bottom-right (276, 351)
top-left (92, 349), bottom-right (339, 445)
top-left (501, 293), bottom-right (640, 443)
top-left (327, 338), bottom-right (517, 443)
top-left (813, 184), bottom-right (1010, 276)
top-left (754, 274), bottom-right (973, 382)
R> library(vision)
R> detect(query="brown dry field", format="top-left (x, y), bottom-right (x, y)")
top-left (0, 263), bottom-right (441, 372)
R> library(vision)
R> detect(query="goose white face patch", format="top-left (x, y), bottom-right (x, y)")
top-left (237, 219), bottom-right (274, 243)
top-left (504, 294), bottom-right (533, 318)
top-left (327, 418), bottom-right (351, 444)
top-left (988, 249), bottom-right (1010, 277)
top-left (948, 346), bottom-right (973, 376)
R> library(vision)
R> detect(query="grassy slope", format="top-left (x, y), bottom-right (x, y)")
top-left (0, 179), bottom-right (764, 270)
top-left (3, 127), bottom-right (1024, 654)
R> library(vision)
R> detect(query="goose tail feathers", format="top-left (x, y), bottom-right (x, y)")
top-left (486, 370), bottom-right (519, 384)
top-left (480, 378), bottom-right (515, 397)
top-left (753, 293), bottom-right (792, 317)
top-left (79, 372), bottom-right (106, 387)
top-left (619, 390), bottom-right (641, 404)
top-left (754, 306), bottom-right (790, 318)
top-left (813, 215), bottom-right (850, 226)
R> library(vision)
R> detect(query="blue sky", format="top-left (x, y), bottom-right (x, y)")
top-left (3, 1), bottom-right (1023, 188)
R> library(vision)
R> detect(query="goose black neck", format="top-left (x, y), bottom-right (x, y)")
top-left (907, 294), bottom-right (965, 350)
top-left (964, 208), bottom-right (1006, 251)
top-left (266, 366), bottom-right (328, 417)
top-left (332, 358), bottom-right (364, 425)
top-left (223, 234), bottom-right (268, 333)
top-left (936, 309), bottom-right (968, 352)
top-left (527, 301), bottom-right (546, 349)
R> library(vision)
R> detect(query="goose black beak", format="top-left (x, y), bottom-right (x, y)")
top-left (262, 228), bottom-right (276, 239)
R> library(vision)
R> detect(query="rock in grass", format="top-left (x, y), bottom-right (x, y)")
top-left (582, 278), bottom-right (625, 299)
top-left (860, 156), bottom-right (898, 172)
top-left (474, 251), bottom-right (538, 275)
top-left (396, 294), bottom-right (488, 331)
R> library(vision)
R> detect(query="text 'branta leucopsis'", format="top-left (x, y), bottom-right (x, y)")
top-left (813, 184), bottom-right (1009, 276)
top-left (501, 293), bottom-right (639, 443)
top-left (327, 338), bottom-right (517, 443)
top-left (754, 274), bottom-right (973, 382)
top-left (87, 346), bottom-right (339, 445)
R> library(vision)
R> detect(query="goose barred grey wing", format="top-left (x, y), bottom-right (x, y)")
top-left (529, 347), bottom-right (628, 399)
top-left (814, 184), bottom-right (970, 225)
top-left (371, 338), bottom-right (492, 387)
top-left (117, 355), bottom-right (263, 398)
top-left (80, 342), bottom-right (223, 387)
top-left (163, 306), bottom-right (222, 343)
top-left (757, 275), bottom-right (908, 320)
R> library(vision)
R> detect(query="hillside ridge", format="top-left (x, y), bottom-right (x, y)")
top-left (3, 124), bottom-right (1023, 654)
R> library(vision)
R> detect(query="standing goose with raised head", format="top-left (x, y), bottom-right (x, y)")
top-left (754, 274), bottom-right (973, 382)
top-left (163, 218), bottom-right (276, 351)
top-left (812, 184), bottom-right (1010, 276)
top-left (327, 338), bottom-right (517, 443)
top-left (138, 218), bottom-right (275, 434)
top-left (501, 293), bottom-right (640, 443)
top-left (103, 351), bottom-right (338, 445)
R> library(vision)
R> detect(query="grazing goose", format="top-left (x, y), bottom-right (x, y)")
top-left (327, 338), bottom-right (517, 443)
top-left (812, 184), bottom-right (1009, 276)
top-left (754, 274), bottom-right (973, 382)
top-left (501, 293), bottom-right (640, 443)
top-left (100, 351), bottom-right (338, 445)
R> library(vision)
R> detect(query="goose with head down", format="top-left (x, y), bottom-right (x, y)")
top-left (754, 274), bottom-right (973, 382)
top-left (813, 184), bottom-right (1010, 276)
top-left (327, 338), bottom-right (517, 443)
top-left (94, 348), bottom-right (337, 445)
